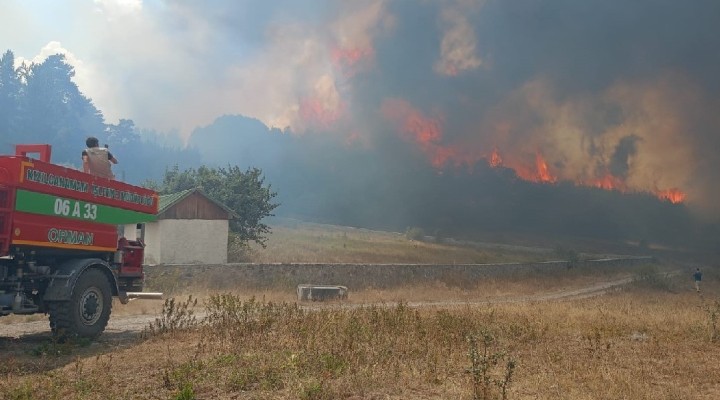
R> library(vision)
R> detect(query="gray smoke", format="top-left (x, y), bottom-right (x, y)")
top-left (21, 0), bottom-right (713, 218)
top-left (609, 135), bottom-right (640, 179)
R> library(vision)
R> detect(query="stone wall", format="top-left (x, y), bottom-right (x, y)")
top-left (144, 257), bottom-right (655, 293)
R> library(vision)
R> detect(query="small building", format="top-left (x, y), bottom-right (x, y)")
top-left (124, 188), bottom-right (236, 265)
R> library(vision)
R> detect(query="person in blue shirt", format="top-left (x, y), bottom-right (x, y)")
top-left (693, 268), bottom-right (702, 292)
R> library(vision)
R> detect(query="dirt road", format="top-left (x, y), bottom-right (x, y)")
top-left (0, 274), bottom-right (638, 341)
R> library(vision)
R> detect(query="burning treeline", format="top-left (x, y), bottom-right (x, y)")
top-left (240, 1), bottom-right (718, 214)
top-left (380, 94), bottom-right (688, 204)
top-left (171, 0), bottom-right (720, 243)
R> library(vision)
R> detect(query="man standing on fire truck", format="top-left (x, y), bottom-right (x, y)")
top-left (82, 136), bottom-right (117, 179)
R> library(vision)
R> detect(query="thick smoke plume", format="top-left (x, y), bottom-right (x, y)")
top-left (5, 0), bottom-right (719, 224)
top-left (180, 0), bottom-right (720, 217)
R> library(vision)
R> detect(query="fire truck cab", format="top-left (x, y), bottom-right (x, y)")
top-left (0, 144), bottom-right (160, 339)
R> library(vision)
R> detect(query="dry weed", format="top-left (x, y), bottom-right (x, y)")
top-left (3, 287), bottom-right (719, 399)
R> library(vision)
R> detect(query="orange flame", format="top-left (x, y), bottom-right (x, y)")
top-left (382, 99), bottom-right (454, 167)
top-left (656, 188), bottom-right (687, 204)
top-left (588, 173), bottom-right (627, 191)
top-left (489, 148), bottom-right (502, 167)
top-left (401, 115), bottom-right (442, 143)
top-left (331, 46), bottom-right (374, 78)
top-left (299, 96), bottom-right (344, 130)
top-left (331, 47), bottom-right (373, 67)
top-left (534, 153), bottom-right (556, 183)
top-left (487, 149), bottom-right (556, 183)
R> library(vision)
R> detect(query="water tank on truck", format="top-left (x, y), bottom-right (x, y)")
top-left (0, 144), bottom-right (161, 339)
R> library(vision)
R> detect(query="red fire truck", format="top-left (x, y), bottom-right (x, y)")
top-left (0, 144), bottom-right (160, 339)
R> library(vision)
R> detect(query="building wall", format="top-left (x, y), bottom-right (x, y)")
top-left (143, 223), bottom-right (162, 265)
top-left (124, 219), bottom-right (228, 264)
top-left (158, 219), bottom-right (228, 264)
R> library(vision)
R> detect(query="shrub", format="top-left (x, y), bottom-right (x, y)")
top-left (227, 232), bottom-right (254, 262)
top-left (704, 299), bottom-right (720, 342)
top-left (405, 227), bottom-right (425, 241)
top-left (466, 330), bottom-right (516, 400)
top-left (553, 245), bottom-right (579, 267)
top-left (632, 264), bottom-right (673, 292)
top-left (174, 383), bottom-right (195, 400)
top-left (142, 296), bottom-right (199, 338)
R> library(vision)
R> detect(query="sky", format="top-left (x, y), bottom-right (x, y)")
top-left (2, 0), bottom-right (720, 218)
top-left (1, 0), bottom-right (368, 135)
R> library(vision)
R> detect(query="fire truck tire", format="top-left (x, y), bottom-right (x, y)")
top-left (48, 269), bottom-right (113, 339)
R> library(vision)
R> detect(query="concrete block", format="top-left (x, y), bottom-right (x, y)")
top-left (297, 284), bottom-right (348, 302)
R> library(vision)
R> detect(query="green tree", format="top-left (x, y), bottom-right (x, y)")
top-left (0, 50), bottom-right (22, 141)
top-left (149, 165), bottom-right (279, 247)
top-left (19, 53), bottom-right (104, 160)
top-left (106, 118), bottom-right (140, 146)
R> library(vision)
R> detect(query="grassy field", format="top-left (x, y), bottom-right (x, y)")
top-left (235, 219), bottom-right (576, 264)
top-left (1, 221), bottom-right (718, 399)
top-left (1, 282), bottom-right (718, 400)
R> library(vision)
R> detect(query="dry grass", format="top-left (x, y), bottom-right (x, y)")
top-left (2, 222), bottom-right (717, 399)
top-left (145, 261), bottom-right (653, 304)
top-left (2, 274), bottom-right (719, 400)
top-left (237, 221), bottom-right (551, 264)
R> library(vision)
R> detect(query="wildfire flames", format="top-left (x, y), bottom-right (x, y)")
top-left (381, 98), bottom-right (452, 168)
top-left (484, 148), bottom-right (686, 204)
top-left (511, 153), bottom-right (556, 184)
top-left (299, 96), bottom-right (344, 130)
top-left (383, 99), bottom-right (687, 204)
top-left (489, 148), bottom-right (502, 167)
top-left (589, 174), bottom-right (627, 191)
top-left (656, 188), bottom-right (687, 204)
top-left (331, 46), bottom-right (374, 76)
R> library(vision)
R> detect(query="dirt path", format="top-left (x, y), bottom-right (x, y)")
top-left (0, 274), bottom-right (641, 340)
top-left (316, 274), bottom-right (638, 311)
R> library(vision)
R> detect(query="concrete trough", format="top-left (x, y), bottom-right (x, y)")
top-left (297, 284), bottom-right (348, 302)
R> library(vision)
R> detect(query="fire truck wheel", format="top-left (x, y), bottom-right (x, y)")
top-left (49, 268), bottom-right (113, 340)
